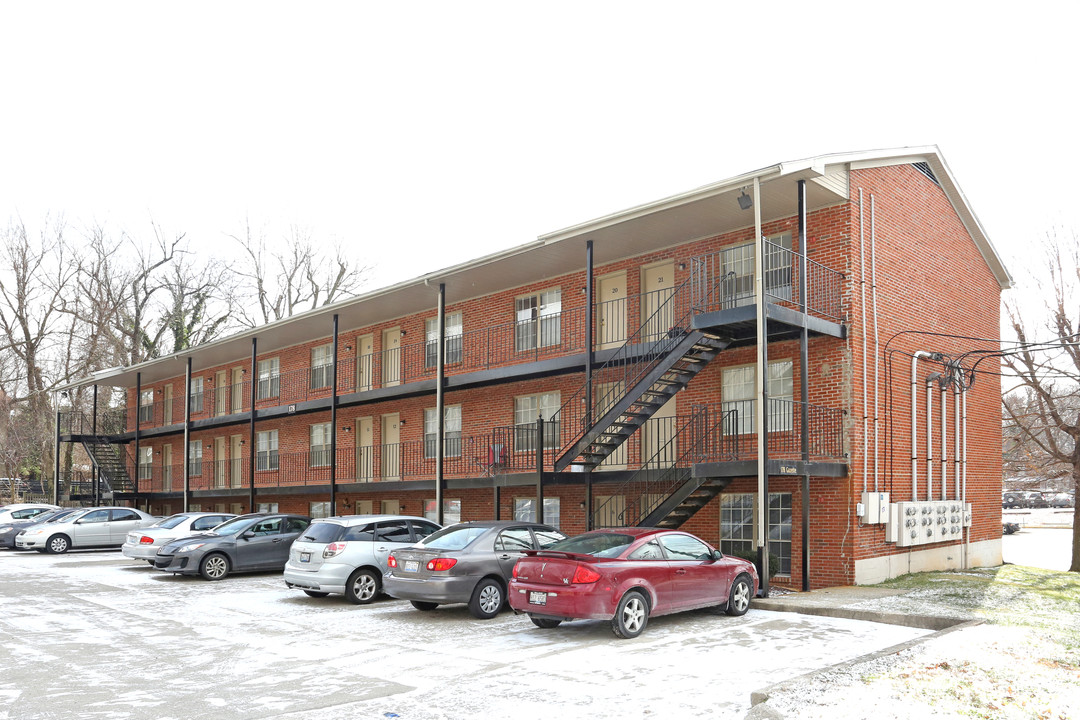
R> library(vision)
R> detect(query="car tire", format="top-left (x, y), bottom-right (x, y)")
top-left (468, 578), bottom-right (504, 619)
top-left (45, 534), bottom-right (70, 554)
top-left (726, 574), bottom-right (753, 617)
top-left (611, 590), bottom-right (649, 639)
top-left (147, 560), bottom-right (156, 565)
top-left (410, 600), bottom-right (438, 611)
top-left (199, 553), bottom-right (230, 581)
top-left (344, 568), bottom-right (380, 605)
top-left (303, 590), bottom-right (330, 598)
top-left (530, 616), bottom-right (562, 629)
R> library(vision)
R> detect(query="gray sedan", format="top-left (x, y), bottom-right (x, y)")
top-left (15, 507), bottom-right (158, 553)
top-left (153, 513), bottom-right (310, 580)
top-left (384, 520), bottom-right (566, 619)
top-left (122, 512), bottom-right (237, 563)
top-left (0, 508), bottom-right (80, 549)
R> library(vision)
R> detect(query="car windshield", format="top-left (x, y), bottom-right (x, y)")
top-left (299, 522), bottom-right (345, 544)
top-left (421, 525), bottom-right (487, 551)
top-left (205, 516), bottom-right (257, 536)
top-left (44, 510), bottom-right (77, 523)
top-left (28, 510), bottom-right (64, 523)
top-left (549, 532), bottom-right (636, 558)
top-left (152, 515), bottom-right (190, 530)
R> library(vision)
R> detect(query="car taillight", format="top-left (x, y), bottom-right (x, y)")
top-left (138, 536), bottom-right (154, 545)
top-left (571, 565), bottom-right (601, 584)
top-left (512, 562), bottom-right (519, 579)
top-left (426, 558), bottom-right (457, 572)
top-left (387, 555), bottom-right (397, 568)
top-left (323, 542), bottom-right (347, 558)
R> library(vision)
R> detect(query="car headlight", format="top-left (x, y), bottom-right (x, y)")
top-left (0, 528), bottom-right (13, 534)
top-left (176, 542), bottom-right (207, 553)
top-left (24, 529), bottom-right (44, 536)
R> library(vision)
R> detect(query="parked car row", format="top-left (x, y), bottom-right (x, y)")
top-left (3, 505), bottom-right (760, 639)
top-left (1002, 490), bottom-right (1075, 509)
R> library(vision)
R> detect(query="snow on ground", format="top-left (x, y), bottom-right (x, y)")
top-left (0, 550), bottom-right (930, 720)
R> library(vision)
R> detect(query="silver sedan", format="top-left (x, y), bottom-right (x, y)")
top-left (122, 512), bottom-right (237, 563)
top-left (15, 506), bottom-right (158, 553)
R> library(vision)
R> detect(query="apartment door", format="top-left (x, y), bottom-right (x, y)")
top-left (161, 445), bottom-right (172, 492)
top-left (643, 394), bottom-right (678, 468)
top-left (356, 333), bottom-right (374, 391)
top-left (213, 437), bottom-right (227, 488)
top-left (230, 435), bottom-right (243, 487)
top-left (215, 371), bottom-right (228, 416)
top-left (641, 262), bottom-right (675, 341)
top-left (381, 413), bottom-right (400, 480)
top-left (593, 495), bottom-right (626, 528)
top-left (381, 328), bottom-right (401, 387)
top-left (231, 368), bottom-right (244, 413)
top-left (163, 385), bottom-right (174, 425)
top-left (356, 417), bottom-right (374, 481)
top-left (596, 271), bottom-right (627, 350)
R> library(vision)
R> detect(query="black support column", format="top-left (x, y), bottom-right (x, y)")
top-left (248, 339), bottom-right (257, 512)
top-left (182, 361), bottom-right (192, 512)
top-left (330, 314), bottom-right (339, 514)
top-left (798, 179), bottom-right (811, 592)
top-left (584, 240), bottom-right (594, 530)
top-left (133, 373), bottom-right (141, 507)
top-left (435, 283), bottom-right (446, 525)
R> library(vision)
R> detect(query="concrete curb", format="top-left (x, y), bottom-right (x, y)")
top-left (744, 604), bottom-right (983, 719)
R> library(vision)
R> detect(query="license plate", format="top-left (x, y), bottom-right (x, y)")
top-left (404, 560), bottom-right (420, 572)
top-left (528, 591), bottom-right (548, 606)
top-left (300, 552), bottom-right (311, 563)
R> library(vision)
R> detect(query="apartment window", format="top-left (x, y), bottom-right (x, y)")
top-left (424, 499), bottom-right (461, 524)
top-left (138, 389), bottom-right (154, 424)
top-left (380, 499), bottom-right (400, 515)
top-left (719, 233), bottom-right (793, 308)
top-left (138, 446), bottom-right (153, 481)
top-left (229, 503), bottom-right (243, 515)
top-left (514, 392), bottom-right (560, 452)
top-left (515, 288), bottom-right (561, 352)
top-left (310, 423), bottom-right (331, 468)
top-left (256, 430), bottom-right (279, 471)
top-left (311, 344), bottom-right (333, 390)
top-left (189, 377), bottom-right (204, 413)
top-left (355, 500), bottom-right (374, 515)
top-left (720, 492), bottom-right (792, 576)
top-left (188, 440), bottom-right (203, 477)
top-left (424, 405), bottom-right (462, 458)
top-left (256, 358), bottom-right (280, 400)
top-left (425, 312), bottom-right (463, 367)
top-left (188, 503), bottom-right (203, 512)
top-left (256, 502), bottom-right (279, 513)
top-left (721, 360), bottom-right (794, 434)
top-left (513, 497), bottom-right (561, 528)
top-left (309, 501), bottom-right (331, 519)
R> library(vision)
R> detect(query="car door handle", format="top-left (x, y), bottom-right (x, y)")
top-left (271, 538), bottom-right (282, 543)
top-left (675, 569), bottom-right (687, 575)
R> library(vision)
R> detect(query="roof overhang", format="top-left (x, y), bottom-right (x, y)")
top-left (63, 146), bottom-right (1008, 391)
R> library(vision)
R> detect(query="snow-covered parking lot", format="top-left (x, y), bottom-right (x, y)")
top-left (0, 550), bottom-right (932, 720)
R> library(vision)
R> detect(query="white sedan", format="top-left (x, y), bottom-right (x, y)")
top-left (122, 512), bottom-right (236, 562)
top-left (16, 506), bottom-right (158, 554)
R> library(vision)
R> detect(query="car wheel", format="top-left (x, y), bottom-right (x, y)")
top-left (147, 560), bottom-right (156, 565)
top-left (303, 590), bottom-right (330, 598)
top-left (344, 568), bottom-right (380, 605)
top-left (199, 553), bottom-right (230, 581)
top-left (726, 574), bottom-right (753, 616)
top-left (410, 600), bottom-right (438, 611)
top-left (45, 534), bottom-right (70, 554)
top-left (530, 616), bottom-right (562, 629)
top-left (468, 578), bottom-right (504, 619)
top-left (611, 590), bottom-right (649, 639)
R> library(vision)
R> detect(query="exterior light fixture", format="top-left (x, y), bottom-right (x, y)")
top-left (737, 189), bottom-right (753, 211)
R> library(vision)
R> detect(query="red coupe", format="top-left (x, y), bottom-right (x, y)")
top-left (508, 528), bottom-right (759, 639)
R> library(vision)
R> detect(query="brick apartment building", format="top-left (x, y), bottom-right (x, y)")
top-left (55, 146), bottom-right (1011, 589)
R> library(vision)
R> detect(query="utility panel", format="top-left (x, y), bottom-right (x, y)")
top-left (860, 491), bottom-right (890, 524)
top-left (888, 500), bottom-right (968, 547)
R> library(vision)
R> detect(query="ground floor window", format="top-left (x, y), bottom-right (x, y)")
top-left (256, 502), bottom-right (279, 513)
top-left (310, 501), bottom-right (331, 518)
top-left (424, 498), bottom-right (461, 524)
top-left (513, 497), bottom-right (561, 528)
top-left (720, 492), bottom-right (792, 576)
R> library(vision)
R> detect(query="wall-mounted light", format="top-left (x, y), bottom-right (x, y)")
top-left (400, 330), bottom-right (407, 337)
top-left (345, 345), bottom-right (352, 351)
top-left (677, 262), bottom-right (687, 271)
top-left (344, 426), bottom-right (352, 433)
top-left (737, 188), bottom-right (753, 211)
top-left (580, 286), bottom-right (587, 295)
top-left (579, 501), bottom-right (586, 510)
top-left (240, 439), bottom-right (246, 446)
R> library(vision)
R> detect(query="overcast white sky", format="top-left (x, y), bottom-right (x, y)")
top-left (2, 1), bottom-right (1077, 297)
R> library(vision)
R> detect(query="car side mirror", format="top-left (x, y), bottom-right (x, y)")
top-left (712, 549), bottom-right (723, 561)
top-left (242, 530), bottom-right (256, 539)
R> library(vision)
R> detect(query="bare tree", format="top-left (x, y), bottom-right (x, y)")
top-left (160, 254), bottom-right (234, 353)
top-left (230, 221), bottom-right (368, 327)
top-left (1002, 228), bottom-right (1080, 572)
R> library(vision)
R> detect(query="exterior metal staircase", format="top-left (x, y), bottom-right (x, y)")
top-left (555, 330), bottom-right (729, 471)
top-left (80, 438), bottom-right (135, 495)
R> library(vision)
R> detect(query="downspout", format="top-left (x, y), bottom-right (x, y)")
top-left (871, 195), bottom-right (881, 494)
top-left (859, 189), bottom-right (868, 494)
top-left (954, 380), bottom-right (961, 501)
top-left (940, 381), bottom-right (947, 501)
top-left (910, 351), bottom-right (930, 500)
top-left (962, 386), bottom-right (969, 568)
top-left (754, 176), bottom-right (770, 596)
top-left (585, 240), bottom-right (594, 530)
top-left (436, 283), bottom-right (446, 525)
top-left (330, 314), bottom-right (339, 514)
top-left (926, 376), bottom-right (934, 501)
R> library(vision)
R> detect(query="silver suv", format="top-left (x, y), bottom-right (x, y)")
top-left (284, 515), bottom-right (441, 604)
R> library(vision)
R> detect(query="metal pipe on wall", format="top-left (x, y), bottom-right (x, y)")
top-left (871, 195), bottom-right (881, 494)
top-left (940, 382), bottom-right (947, 501)
top-left (910, 351), bottom-right (929, 500)
top-left (954, 382), bottom-right (962, 501)
top-left (926, 378), bottom-right (934, 501)
top-left (859, 189), bottom-right (868, 494)
top-left (962, 387), bottom-right (969, 567)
